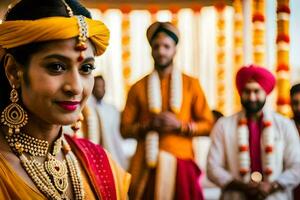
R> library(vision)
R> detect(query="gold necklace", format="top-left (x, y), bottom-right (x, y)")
top-left (5, 132), bottom-right (84, 199)
top-left (6, 131), bottom-right (49, 156)
top-left (44, 153), bottom-right (69, 194)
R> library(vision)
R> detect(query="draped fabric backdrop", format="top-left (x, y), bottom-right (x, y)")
top-left (86, 0), bottom-right (300, 116)
top-left (90, 7), bottom-right (235, 114)
top-left (0, 1), bottom-right (299, 115)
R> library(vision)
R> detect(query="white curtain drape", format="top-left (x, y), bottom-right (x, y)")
top-left (0, 2), bottom-right (298, 115)
top-left (90, 7), bottom-right (234, 114)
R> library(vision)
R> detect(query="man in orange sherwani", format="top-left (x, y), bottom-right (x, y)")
top-left (121, 21), bottom-right (214, 200)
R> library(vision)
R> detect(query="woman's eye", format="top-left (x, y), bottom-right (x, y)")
top-left (80, 64), bottom-right (95, 74)
top-left (46, 63), bottom-right (66, 73)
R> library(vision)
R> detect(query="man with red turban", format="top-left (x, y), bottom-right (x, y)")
top-left (207, 65), bottom-right (300, 200)
top-left (236, 64), bottom-right (276, 95)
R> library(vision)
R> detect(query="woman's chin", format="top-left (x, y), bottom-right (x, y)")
top-left (55, 113), bottom-right (81, 126)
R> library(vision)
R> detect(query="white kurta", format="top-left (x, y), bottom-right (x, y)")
top-left (207, 109), bottom-right (300, 200)
top-left (87, 96), bottom-right (133, 169)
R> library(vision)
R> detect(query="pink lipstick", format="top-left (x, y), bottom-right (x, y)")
top-left (57, 101), bottom-right (80, 111)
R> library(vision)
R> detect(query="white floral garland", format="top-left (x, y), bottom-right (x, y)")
top-left (145, 68), bottom-right (182, 168)
top-left (237, 112), bottom-right (275, 182)
top-left (86, 105), bottom-right (101, 144)
top-left (147, 68), bottom-right (182, 114)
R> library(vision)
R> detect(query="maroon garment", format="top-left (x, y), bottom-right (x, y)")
top-left (294, 185), bottom-right (300, 200)
top-left (248, 116), bottom-right (263, 174)
top-left (142, 159), bottom-right (203, 200)
top-left (65, 134), bottom-right (117, 200)
top-left (174, 159), bottom-right (204, 200)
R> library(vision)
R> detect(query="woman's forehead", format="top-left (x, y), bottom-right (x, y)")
top-left (30, 38), bottom-right (95, 60)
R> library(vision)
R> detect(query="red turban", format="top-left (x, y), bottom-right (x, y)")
top-left (236, 64), bottom-right (276, 95)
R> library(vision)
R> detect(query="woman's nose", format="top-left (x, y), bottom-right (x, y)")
top-left (63, 71), bottom-right (83, 96)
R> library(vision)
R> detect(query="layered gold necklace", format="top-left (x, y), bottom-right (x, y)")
top-left (6, 132), bottom-right (84, 200)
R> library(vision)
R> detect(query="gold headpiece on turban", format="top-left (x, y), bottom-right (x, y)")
top-left (0, 16), bottom-right (110, 59)
top-left (146, 21), bottom-right (179, 44)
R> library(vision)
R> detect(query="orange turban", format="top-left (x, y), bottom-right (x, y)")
top-left (236, 64), bottom-right (276, 95)
top-left (0, 16), bottom-right (109, 58)
top-left (146, 22), bottom-right (179, 44)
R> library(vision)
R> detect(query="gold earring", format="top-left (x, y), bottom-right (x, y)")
top-left (70, 113), bottom-right (84, 137)
top-left (1, 85), bottom-right (28, 135)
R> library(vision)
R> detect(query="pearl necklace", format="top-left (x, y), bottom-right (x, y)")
top-left (5, 133), bottom-right (84, 199)
top-left (145, 68), bottom-right (182, 168)
top-left (237, 112), bottom-right (275, 182)
top-left (6, 131), bottom-right (49, 156)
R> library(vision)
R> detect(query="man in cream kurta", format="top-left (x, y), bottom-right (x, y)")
top-left (85, 75), bottom-right (131, 169)
top-left (207, 65), bottom-right (300, 200)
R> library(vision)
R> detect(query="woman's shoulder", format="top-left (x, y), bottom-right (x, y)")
top-left (0, 152), bottom-right (45, 199)
top-left (105, 150), bottom-right (131, 199)
top-left (64, 134), bottom-right (131, 199)
top-left (64, 134), bottom-right (107, 159)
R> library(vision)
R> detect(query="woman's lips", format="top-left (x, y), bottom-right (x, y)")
top-left (57, 101), bottom-right (80, 111)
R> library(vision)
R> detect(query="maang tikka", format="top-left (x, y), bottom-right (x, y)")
top-left (1, 85), bottom-right (28, 135)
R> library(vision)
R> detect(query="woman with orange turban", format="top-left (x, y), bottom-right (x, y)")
top-left (0, 0), bottom-right (130, 199)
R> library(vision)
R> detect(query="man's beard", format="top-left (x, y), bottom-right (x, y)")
top-left (241, 99), bottom-right (266, 114)
top-left (154, 57), bottom-right (173, 70)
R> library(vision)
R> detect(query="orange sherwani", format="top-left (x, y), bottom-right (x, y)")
top-left (121, 72), bottom-right (214, 199)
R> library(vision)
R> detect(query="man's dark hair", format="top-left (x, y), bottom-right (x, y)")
top-left (290, 83), bottom-right (300, 97)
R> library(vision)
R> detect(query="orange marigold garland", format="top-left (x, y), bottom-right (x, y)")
top-left (192, 5), bottom-right (202, 77)
top-left (121, 6), bottom-right (132, 93)
top-left (238, 113), bottom-right (275, 182)
top-left (215, 3), bottom-right (226, 114)
top-left (148, 4), bottom-right (159, 22)
top-left (252, 0), bottom-right (266, 66)
top-left (233, 0), bottom-right (243, 112)
top-left (276, 0), bottom-right (291, 116)
top-left (170, 5), bottom-right (180, 27)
